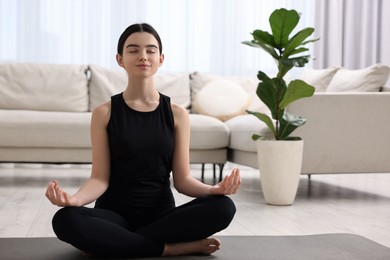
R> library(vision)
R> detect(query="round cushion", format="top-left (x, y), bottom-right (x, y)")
top-left (192, 79), bottom-right (251, 121)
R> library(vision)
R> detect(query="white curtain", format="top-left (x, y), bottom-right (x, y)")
top-left (313, 0), bottom-right (390, 70)
top-left (0, 0), bottom-right (314, 76)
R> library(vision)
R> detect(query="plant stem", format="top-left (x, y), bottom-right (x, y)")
top-left (275, 59), bottom-right (284, 140)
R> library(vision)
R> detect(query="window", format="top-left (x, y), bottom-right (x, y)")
top-left (0, 0), bottom-right (314, 76)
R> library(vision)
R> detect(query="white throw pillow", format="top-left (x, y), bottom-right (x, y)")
top-left (192, 79), bottom-right (251, 121)
top-left (190, 72), bottom-right (268, 114)
top-left (326, 64), bottom-right (390, 92)
top-left (299, 66), bottom-right (341, 92)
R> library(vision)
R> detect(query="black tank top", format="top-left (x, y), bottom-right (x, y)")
top-left (95, 92), bottom-right (175, 227)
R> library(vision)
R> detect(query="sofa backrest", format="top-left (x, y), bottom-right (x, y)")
top-left (88, 64), bottom-right (191, 111)
top-left (0, 63), bottom-right (89, 112)
top-left (298, 64), bottom-right (390, 92)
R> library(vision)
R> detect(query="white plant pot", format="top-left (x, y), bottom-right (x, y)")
top-left (256, 139), bottom-right (304, 206)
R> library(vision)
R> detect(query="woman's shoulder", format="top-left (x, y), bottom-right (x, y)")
top-left (170, 102), bottom-right (188, 116)
top-left (170, 102), bottom-right (189, 127)
top-left (93, 100), bottom-right (111, 114)
top-left (92, 101), bottom-right (111, 126)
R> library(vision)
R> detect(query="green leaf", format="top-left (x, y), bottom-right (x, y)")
top-left (252, 134), bottom-right (261, 141)
top-left (242, 40), bottom-right (261, 48)
top-left (285, 47), bottom-right (309, 57)
top-left (270, 8), bottom-right (299, 47)
top-left (302, 37), bottom-right (320, 45)
top-left (242, 40), bottom-right (279, 60)
top-left (277, 60), bottom-right (294, 79)
top-left (278, 112), bottom-right (306, 140)
top-left (252, 30), bottom-right (277, 48)
top-left (285, 136), bottom-right (302, 140)
top-left (257, 70), bottom-right (271, 82)
top-left (246, 110), bottom-right (276, 137)
top-left (243, 30), bottom-right (280, 59)
top-left (284, 27), bottom-right (314, 57)
top-left (279, 80), bottom-right (315, 109)
top-left (252, 134), bottom-right (271, 141)
top-left (257, 72), bottom-right (277, 113)
top-left (256, 72), bottom-right (285, 119)
top-left (282, 55), bottom-right (311, 67)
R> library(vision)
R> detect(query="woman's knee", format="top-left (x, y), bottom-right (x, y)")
top-left (217, 195), bottom-right (236, 219)
top-left (52, 207), bottom-right (79, 227)
top-left (205, 195), bottom-right (236, 226)
top-left (52, 207), bottom-right (83, 241)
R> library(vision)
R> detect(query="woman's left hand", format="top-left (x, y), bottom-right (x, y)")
top-left (210, 168), bottom-right (241, 195)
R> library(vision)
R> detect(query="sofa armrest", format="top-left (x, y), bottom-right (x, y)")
top-left (287, 92), bottom-right (390, 174)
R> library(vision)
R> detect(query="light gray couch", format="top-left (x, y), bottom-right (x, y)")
top-left (0, 63), bottom-right (230, 180)
top-left (226, 91), bottom-right (390, 176)
top-left (1, 62), bottom-right (390, 179)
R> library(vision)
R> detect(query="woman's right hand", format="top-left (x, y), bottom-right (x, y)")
top-left (45, 180), bottom-right (80, 207)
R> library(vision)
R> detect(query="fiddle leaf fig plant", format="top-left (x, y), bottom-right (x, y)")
top-left (243, 8), bottom-right (319, 140)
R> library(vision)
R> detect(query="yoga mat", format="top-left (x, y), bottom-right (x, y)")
top-left (1, 234), bottom-right (390, 260)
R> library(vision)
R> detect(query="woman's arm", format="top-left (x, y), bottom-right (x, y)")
top-left (171, 104), bottom-right (240, 197)
top-left (45, 102), bottom-right (111, 207)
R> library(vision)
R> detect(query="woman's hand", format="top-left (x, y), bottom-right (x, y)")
top-left (210, 168), bottom-right (241, 195)
top-left (45, 180), bottom-right (80, 207)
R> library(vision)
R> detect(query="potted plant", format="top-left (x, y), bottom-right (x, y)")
top-left (242, 8), bottom-right (319, 205)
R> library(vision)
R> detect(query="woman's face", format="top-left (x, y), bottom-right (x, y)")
top-left (117, 32), bottom-right (164, 78)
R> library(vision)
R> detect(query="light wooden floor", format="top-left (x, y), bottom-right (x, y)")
top-left (1, 162), bottom-right (390, 248)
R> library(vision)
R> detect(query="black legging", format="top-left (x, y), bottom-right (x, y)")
top-left (52, 195), bottom-right (236, 257)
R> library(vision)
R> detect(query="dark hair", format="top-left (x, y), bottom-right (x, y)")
top-left (117, 23), bottom-right (163, 56)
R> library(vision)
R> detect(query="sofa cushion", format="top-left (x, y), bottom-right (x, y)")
top-left (88, 65), bottom-right (127, 110)
top-left (0, 110), bottom-right (91, 148)
top-left (225, 114), bottom-right (272, 152)
top-left (192, 79), bottom-right (251, 121)
top-left (190, 72), bottom-right (268, 114)
top-left (189, 114), bottom-right (229, 149)
top-left (326, 64), bottom-right (390, 92)
top-left (299, 66), bottom-right (341, 92)
top-left (88, 64), bottom-right (191, 111)
top-left (0, 63), bottom-right (89, 112)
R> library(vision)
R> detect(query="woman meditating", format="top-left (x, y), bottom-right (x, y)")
top-left (45, 23), bottom-right (241, 258)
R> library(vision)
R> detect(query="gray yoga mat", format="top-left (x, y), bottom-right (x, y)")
top-left (1, 234), bottom-right (390, 260)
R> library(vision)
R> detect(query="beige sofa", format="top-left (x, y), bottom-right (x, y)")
top-left (226, 65), bottom-right (390, 175)
top-left (1, 62), bottom-right (390, 178)
top-left (0, 63), bottom-right (229, 178)
top-left (226, 92), bottom-right (390, 175)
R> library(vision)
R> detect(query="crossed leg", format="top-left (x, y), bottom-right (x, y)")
top-left (52, 195), bottom-right (236, 257)
top-left (136, 195), bottom-right (236, 256)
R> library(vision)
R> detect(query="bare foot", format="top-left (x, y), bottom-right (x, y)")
top-left (163, 237), bottom-right (221, 256)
